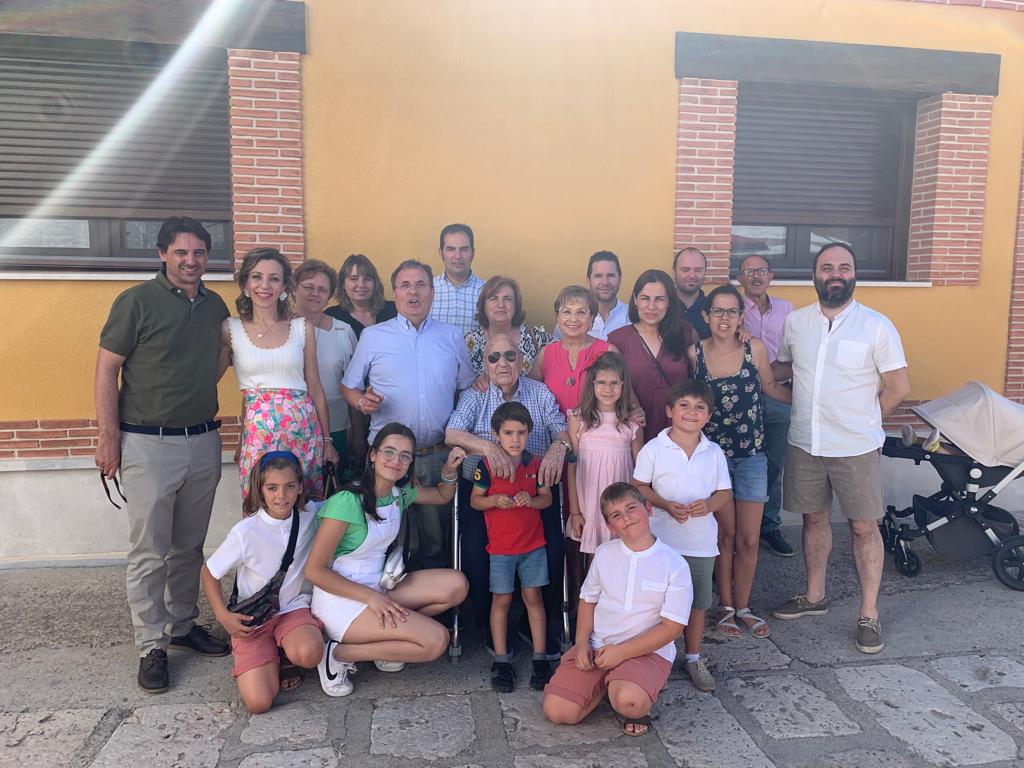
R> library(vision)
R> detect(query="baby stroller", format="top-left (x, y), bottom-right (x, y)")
top-left (879, 381), bottom-right (1024, 590)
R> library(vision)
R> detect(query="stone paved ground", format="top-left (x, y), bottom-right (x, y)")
top-left (2, 524), bottom-right (1023, 767)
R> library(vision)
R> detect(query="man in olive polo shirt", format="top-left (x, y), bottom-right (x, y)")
top-left (94, 217), bottom-right (230, 692)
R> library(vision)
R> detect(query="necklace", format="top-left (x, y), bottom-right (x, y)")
top-left (252, 318), bottom-right (274, 338)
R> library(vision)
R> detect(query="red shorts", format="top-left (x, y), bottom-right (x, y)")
top-left (230, 607), bottom-right (323, 678)
top-left (543, 644), bottom-right (673, 709)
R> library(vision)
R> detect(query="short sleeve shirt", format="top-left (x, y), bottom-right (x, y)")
top-left (777, 300), bottom-right (907, 457)
top-left (633, 430), bottom-right (731, 557)
top-left (474, 453), bottom-right (546, 555)
top-left (99, 272), bottom-right (229, 426)
top-left (580, 538), bottom-right (693, 664)
top-left (317, 486), bottom-right (418, 558)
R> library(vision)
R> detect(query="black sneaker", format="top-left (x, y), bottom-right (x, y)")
top-left (529, 660), bottom-right (552, 691)
top-left (490, 661), bottom-right (516, 693)
top-left (168, 624), bottom-right (230, 657)
top-left (138, 649), bottom-right (169, 693)
top-left (760, 529), bottom-right (795, 558)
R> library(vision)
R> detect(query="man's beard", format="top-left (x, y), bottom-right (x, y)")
top-left (814, 276), bottom-right (855, 307)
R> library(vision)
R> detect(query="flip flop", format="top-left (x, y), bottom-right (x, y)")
top-left (716, 606), bottom-right (742, 637)
top-left (623, 714), bottom-right (652, 737)
top-left (279, 661), bottom-right (304, 691)
top-left (736, 608), bottom-right (770, 639)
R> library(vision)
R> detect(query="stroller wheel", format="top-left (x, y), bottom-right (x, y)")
top-left (992, 535), bottom-right (1024, 592)
top-left (894, 546), bottom-right (921, 577)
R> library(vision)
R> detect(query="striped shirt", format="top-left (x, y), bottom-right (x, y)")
top-left (431, 272), bottom-right (485, 337)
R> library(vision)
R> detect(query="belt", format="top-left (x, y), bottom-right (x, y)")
top-left (120, 420), bottom-right (221, 437)
top-left (415, 442), bottom-right (447, 456)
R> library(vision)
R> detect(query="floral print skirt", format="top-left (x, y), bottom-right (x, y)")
top-left (239, 388), bottom-right (324, 500)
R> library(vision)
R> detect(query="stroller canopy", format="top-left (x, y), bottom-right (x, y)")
top-left (912, 381), bottom-right (1024, 468)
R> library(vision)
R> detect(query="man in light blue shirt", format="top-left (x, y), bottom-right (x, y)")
top-left (430, 223), bottom-right (485, 336)
top-left (343, 259), bottom-right (475, 567)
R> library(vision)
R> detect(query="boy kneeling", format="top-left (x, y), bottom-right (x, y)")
top-left (543, 483), bottom-right (691, 737)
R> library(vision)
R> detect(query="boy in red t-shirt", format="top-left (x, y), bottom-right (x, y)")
top-left (471, 401), bottom-right (554, 693)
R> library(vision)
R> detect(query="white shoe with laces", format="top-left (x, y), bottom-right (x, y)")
top-left (373, 660), bottom-right (406, 672)
top-left (317, 640), bottom-right (356, 697)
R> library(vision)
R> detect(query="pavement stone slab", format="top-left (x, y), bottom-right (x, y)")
top-left (369, 694), bottom-right (474, 760)
top-left (727, 674), bottom-right (861, 739)
top-left (928, 655), bottom-right (1024, 693)
top-left (835, 664), bottom-right (1018, 766)
top-left (90, 702), bottom-right (237, 768)
top-left (236, 747), bottom-right (339, 768)
top-left (655, 681), bottom-right (775, 768)
top-left (513, 746), bottom-right (648, 768)
top-left (0, 708), bottom-right (106, 768)
top-left (498, 690), bottom-right (621, 749)
top-left (240, 701), bottom-right (329, 746)
top-left (992, 702), bottom-right (1024, 733)
top-left (701, 632), bottom-right (792, 673)
top-left (807, 748), bottom-right (924, 768)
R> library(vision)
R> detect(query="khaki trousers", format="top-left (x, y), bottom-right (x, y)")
top-left (121, 430), bottom-right (221, 653)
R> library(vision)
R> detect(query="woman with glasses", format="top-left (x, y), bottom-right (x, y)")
top-left (686, 283), bottom-right (791, 642)
top-left (306, 422), bottom-right (469, 698)
top-left (607, 270), bottom-right (692, 443)
top-left (294, 260), bottom-right (359, 486)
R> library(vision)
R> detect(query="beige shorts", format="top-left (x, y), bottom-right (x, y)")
top-left (784, 445), bottom-right (882, 521)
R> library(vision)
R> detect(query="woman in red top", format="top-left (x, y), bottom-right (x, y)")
top-left (608, 270), bottom-right (693, 443)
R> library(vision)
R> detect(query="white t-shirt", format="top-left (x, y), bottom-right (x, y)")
top-left (206, 502), bottom-right (321, 615)
top-left (580, 538), bottom-right (693, 663)
top-left (777, 300), bottom-right (907, 457)
top-left (633, 430), bottom-right (731, 557)
top-left (314, 318), bottom-right (358, 433)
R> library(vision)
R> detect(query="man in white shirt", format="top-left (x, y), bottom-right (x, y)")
top-left (771, 243), bottom-right (910, 655)
top-left (552, 251), bottom-right (630, 341)
top-left (430, 223), bottom-right (485, 336)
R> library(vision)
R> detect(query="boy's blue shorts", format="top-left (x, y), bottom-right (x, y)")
top-left (489, 545), bottom-right (549, 594)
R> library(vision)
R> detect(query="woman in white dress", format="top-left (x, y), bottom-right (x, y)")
top-left (306, 422), bottom-right (469, 697)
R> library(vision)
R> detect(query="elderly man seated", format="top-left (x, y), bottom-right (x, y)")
top-left (446, 333), bottom-right (570, 660)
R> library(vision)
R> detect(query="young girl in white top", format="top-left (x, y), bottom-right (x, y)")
top-left (201, 451), bottom-right (324, 714)
top-left (567, 352), bottom-right (643, 563)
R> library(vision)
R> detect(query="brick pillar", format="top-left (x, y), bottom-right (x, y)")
top-left (907, 93), bottom-right (992, 285)
top-left (227, 50), bottom-right (304, 266)
top-left (674, 78), bottom-right (737, 283)
top-left (1007, 148), bottom-right (1024, 403)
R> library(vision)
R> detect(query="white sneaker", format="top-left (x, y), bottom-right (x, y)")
top-left (373, 660), bottom-right (406, 673)
top-left (317, 640), bottom-right (355, 697)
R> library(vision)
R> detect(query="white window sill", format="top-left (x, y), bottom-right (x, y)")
top-left (733, 280), bottom-right (932, 289)
top-left (0, 271), bottom-right (235, 281)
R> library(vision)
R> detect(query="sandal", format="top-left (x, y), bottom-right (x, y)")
top-left (715, 606), bottom-right (742, 637)
top-left (623, 714), bottom-right (652, 737)
top-left (279, 650), bottom-right (304, 691)
top-left (735, 607), bottom-right (770, 639)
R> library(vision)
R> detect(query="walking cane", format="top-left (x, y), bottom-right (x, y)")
top-left (449, 481), bottom-right (462, 660)
top-left (559, 479), bottom-right (572, 652)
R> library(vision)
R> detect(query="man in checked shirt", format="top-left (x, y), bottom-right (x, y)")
top-left (430, 223), bottom-right (486, 336)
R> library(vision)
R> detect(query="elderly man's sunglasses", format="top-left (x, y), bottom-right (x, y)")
top-left (487, 350), bottom-right (517, 364)
top-left (100, 471), bottom-right (127, 509)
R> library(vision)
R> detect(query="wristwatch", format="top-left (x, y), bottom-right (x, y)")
top-left (555, 439), bottom-right (577, 464)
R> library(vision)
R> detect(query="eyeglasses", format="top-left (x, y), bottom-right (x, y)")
top-left (378, 447), bottom-right (414, 465)
top-left (487, 350), bottom-right (518, 364)
top-left (298, 282), bottom-right (331, 296)
top-left (740, 267), bottom-right (771, 277)
top-left (100, 471), bottom-right (127, 509)
top-left (708, 307), bottom-right (742, 318)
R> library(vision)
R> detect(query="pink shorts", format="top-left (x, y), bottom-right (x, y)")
top-left (230, 607), bottom-right (323, 678)
top-left (544, 644), bottom-right (673, 709)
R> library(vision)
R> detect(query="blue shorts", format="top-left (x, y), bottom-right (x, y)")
top-left (489, 546), bottom-right (549, 594)
top-left (727, 453), bottom-right (769, 503)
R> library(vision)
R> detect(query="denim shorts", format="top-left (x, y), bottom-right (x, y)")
top-left (726, 453), bottom-right (769, 503)
top-left (489, 545), bottom-right (549, 594)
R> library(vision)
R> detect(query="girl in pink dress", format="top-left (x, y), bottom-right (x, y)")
top-left (566, 352), bottom-right (644, 564)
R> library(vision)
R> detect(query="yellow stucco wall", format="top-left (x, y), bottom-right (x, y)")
top-left (2, 0), bottom-right (1022, 419)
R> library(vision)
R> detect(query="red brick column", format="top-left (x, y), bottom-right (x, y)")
top-left (674, 78), bottom-right (737, 283)
top-left (1006, 149), bottom-right (1024, 404)
top-left (907, 93), bottom-right (992, 285)
top-left (227, 50), bottom-right (305, 266)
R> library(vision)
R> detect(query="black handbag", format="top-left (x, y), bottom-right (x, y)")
top-left (226, 508), bottom-right (301, 628)
top-left (323, 461), bottom-right (341, 498)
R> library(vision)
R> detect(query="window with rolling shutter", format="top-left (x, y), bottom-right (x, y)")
top-left (730, 82), bottom-right (916, 280)
top-left (0, 34), bottom-right (232, 270)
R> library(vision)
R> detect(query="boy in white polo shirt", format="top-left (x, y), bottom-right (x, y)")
top-left (632, 379), bottom-right (732, 693)
top-left (543, 482), bottom-right (691, 737)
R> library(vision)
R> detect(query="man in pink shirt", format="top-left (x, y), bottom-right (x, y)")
top-left (737, 254), bottom-right (795, 558)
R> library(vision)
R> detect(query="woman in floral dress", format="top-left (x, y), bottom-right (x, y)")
top-left (688, 284), bottom-right (790, 640)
